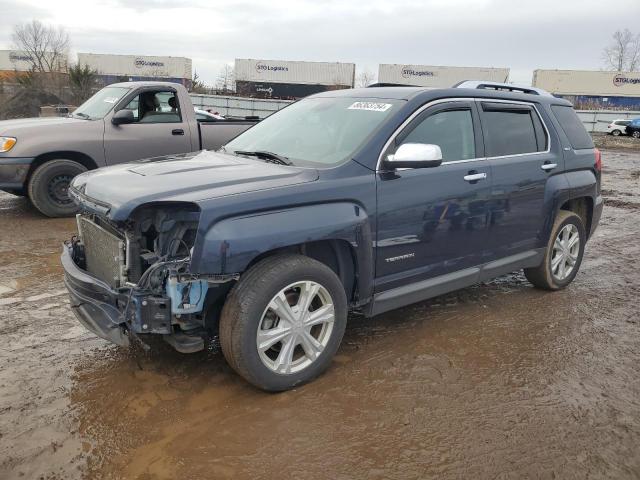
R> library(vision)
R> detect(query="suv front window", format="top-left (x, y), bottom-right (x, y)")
top-left (225, 97), bottom-right (403, 167)
top-left (72, 87), bottom-right (130, 120)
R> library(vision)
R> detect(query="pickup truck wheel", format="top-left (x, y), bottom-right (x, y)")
top-left (219, 254), bottom-right (347, 392)
top-left (27, 159), bottom-right (86, 217)
top-left (524, 210), bottom-right (585, 290)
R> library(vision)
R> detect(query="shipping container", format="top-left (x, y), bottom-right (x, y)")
top-left (236, 80), bottom-right (348, 99)
top-left (77, 53), bottom-right (192, 80)
top-left (378, 64), bottom-right (509, 87)
top-left (532, 69), bottom-right (640, 97)
top-left (235, 59), bottom-right (355, 87)
top-left (0, 50), bottom-right (42, 72)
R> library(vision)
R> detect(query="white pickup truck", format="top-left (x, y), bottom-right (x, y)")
top-left (0, 81), bottom-right (258, 216)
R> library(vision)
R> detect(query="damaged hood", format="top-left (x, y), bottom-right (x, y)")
top-left (70, 150), bottom-right (318, 221)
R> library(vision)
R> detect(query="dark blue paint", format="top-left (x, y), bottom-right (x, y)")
top-left (70, 86), bottom-right (604, 314)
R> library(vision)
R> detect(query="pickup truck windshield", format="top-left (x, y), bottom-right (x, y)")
top-left (72, 87), bottom-right (130, 120)
top-left (225, 97), bottom-right (403, 167)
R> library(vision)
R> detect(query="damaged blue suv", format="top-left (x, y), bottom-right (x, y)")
top-left (62, 81), bottom-right (603, 391)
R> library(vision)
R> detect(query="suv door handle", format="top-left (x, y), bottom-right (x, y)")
top-left (541, 162), bottom-right (557, 171)
top-left (172, 129), bottom-right (185, 136)
top-left (463, 172), bottom-right (487, 182)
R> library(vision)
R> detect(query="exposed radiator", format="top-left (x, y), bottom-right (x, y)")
top-left (77, 216), bottom-right (126, 289)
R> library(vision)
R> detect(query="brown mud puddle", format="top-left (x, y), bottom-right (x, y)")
top-left (1, 150), bottom-right (640, 479)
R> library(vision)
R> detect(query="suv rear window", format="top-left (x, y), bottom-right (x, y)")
top-left (481, 103), bottom-right (546, 157)
top-left (551, 105), bottom-right (594, 150)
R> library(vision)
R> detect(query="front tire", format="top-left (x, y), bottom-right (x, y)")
top-left (220, 254), bottom-right (347, 391)
top-left (524, 210), bottom-right (586, 290)
top-left (27, 159), bottom-right (87, 217)
top-left (612, 129), bottom-right (622, 136)
top-left (632, 131), bottom-right (640, 139)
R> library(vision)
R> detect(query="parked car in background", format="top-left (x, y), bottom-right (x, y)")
top-left (0, 82), bottom-right (258, 217)
top-left (194, 108), bottom-right (226, 121)
top-left (626, 118), bottom-right (640, 139)
top-left (606, 119), bottom-right (631, 136)
top-left (62, 81), bottom-right (603, 391)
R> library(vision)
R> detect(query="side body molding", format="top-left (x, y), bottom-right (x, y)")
top-left (193, 202), bottom-right (374, 302)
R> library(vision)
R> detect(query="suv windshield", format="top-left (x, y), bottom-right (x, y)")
top-left (72, 87), bottom-right (131, 120)
top-left (225, 97), bottom-right (403, 167)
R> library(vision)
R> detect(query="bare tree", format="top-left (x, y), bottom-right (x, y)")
top-left (355, 68), bottom-right (375, 88)
top-left (12, 20), bottom-right (69, 74)
top-left (216, 64), bottom-right (235, 93)
top-left (190, 71), bottom-right (211, 94)
top-left (602, 29), bottom-right (640, 72)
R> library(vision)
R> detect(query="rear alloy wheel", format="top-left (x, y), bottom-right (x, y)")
top-left (633, 131), bottom-right (640, 139)
top-left (524, 210), bottom-right (585, 290)
top-left (612, 129), bottom-right (622, 136)
top-left (27, 159), bottom-right (86, 217)
top-left (220, 254), bottom-right (347, 391)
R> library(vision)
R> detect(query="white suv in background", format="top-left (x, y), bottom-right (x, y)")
top-left (606, 119), bottom-right (631, 136)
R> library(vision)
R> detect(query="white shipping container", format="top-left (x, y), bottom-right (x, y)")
top-left (235, 59), bottom-right (355, 86)
top-left (0, 50), bottom-right (40, 71)
top-left (533, 69), bottom-right (640, 97)
top-left (77, 53), bottom-right (192, 79)
top-left (378, 64), bottom-right (509, 87)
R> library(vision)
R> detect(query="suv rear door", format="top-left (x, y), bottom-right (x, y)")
top-left (375, 100), bottom-right (491, 292)
top-left (478, 100), bottom-right (556, 263)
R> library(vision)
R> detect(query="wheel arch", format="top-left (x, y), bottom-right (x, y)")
top-left (193, 202), bottom-right (374, 306)
top-left (26, 151), bottom-right (98, 186)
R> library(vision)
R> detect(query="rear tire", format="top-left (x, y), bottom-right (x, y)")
top-left (219, 254), bottom-right (347, 392)
top-left (27, 159), bottom-right (86, 217)
top-left (524, 210), bottom-right (585, 290)
top-left (612, 129), bottom-right (622, 136)
top-left (632, 131), bottom-right (640, 139)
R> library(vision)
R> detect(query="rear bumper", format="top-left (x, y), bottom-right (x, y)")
top-left (590, 194), bottom-right (604, 238)
top-left (0, 157), bottom-right (33, 192)
top-left (61, 243), bottom-right (130, 346)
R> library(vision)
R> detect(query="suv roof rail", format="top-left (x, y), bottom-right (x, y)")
top-left (454, 80), bottom-right (553, 97)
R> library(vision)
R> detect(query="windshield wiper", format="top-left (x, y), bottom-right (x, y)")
top-left (234, 150), bottom-right (293, 166)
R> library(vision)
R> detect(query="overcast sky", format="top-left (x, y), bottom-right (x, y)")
top-left (1, 0), bottom-right (639, 85)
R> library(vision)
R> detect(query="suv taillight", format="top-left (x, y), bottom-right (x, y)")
top-left (594, 148), bottom-right (602, 172)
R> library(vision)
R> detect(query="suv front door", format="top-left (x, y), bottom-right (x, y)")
top-left (375, 100), bottom-right (491, 293)
top-left (104, 89), bottom-right (192, 165)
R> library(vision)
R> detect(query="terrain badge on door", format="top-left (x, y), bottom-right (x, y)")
top-left (385, 253), bottom-right (416, 263)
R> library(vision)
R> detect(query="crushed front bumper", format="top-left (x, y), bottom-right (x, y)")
top-left (61, 242), bottom-right (131, 346)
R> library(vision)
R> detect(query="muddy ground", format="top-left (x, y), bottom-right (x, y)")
top-left (1, 150), bottom-right (639, 479)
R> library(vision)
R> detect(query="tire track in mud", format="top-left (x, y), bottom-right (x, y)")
top-left (1, 150), bottom-right (640, 479)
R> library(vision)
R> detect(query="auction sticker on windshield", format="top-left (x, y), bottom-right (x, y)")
top-left (103, 97), bottom-right (119, 104)
top-left (348, 102), bottom-right (393, 112)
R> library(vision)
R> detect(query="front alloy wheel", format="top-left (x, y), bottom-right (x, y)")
top-left (220, 254), bottom-right (347, 391)
top-left (257, 281), bottom-right (335, 374)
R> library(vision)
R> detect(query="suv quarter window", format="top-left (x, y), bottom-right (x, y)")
top-left (480, 102), bottom-right (547, 157)
top-left (550, 105), bottom-right (593, 150)
top-left (392, 103), bottom-right (477, 162)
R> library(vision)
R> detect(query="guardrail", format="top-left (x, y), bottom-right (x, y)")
top-left (190, 94), bottom-right (639, 133)
top-left (576, 110), bottom-right (640, 133)
top-left (190, 94), bottom-right (292, 118)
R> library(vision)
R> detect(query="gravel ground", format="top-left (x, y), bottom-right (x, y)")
top-left (0, 149), bottom-right (639, 479)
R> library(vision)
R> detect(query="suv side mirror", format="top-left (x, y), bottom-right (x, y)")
top-left (384, 143), bottom-right (443, 169)
top-left (111, 109), bottom-right (134, 125)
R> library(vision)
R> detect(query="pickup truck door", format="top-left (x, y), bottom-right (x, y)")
top-left (477, 101), bottom-right (555, 261)
top-left (103, 89), bottom-right (193, 165)
top-left (375, 100), bottom-right (491, 293)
